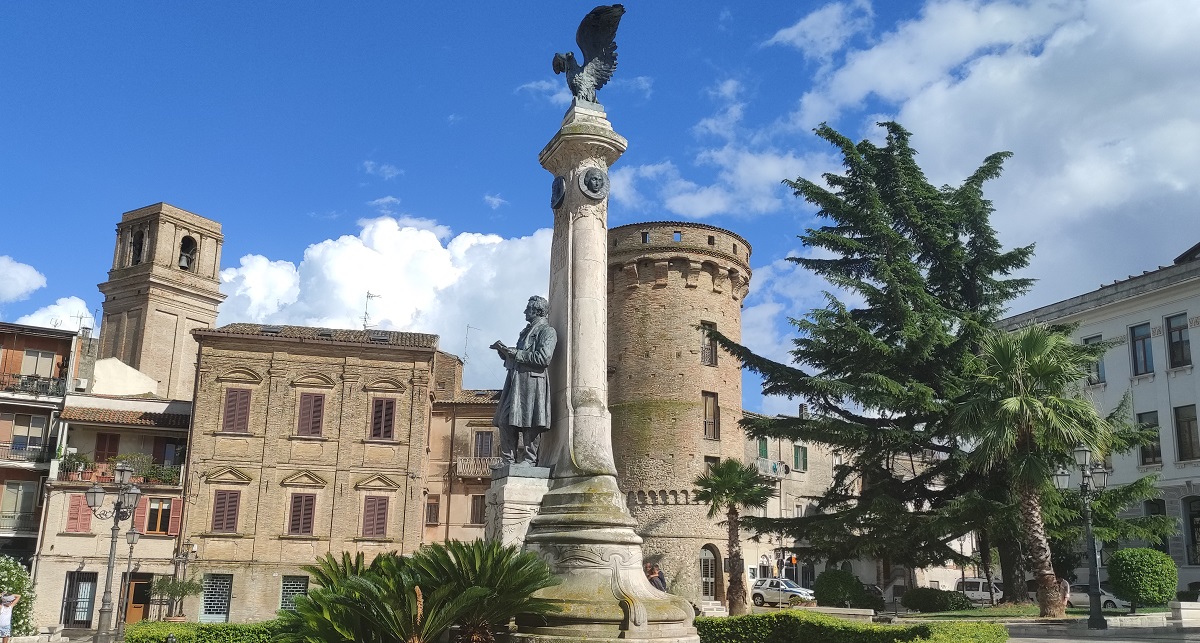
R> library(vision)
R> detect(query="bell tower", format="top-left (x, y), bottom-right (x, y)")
top-left (97, 203), bottom-right (225, 400)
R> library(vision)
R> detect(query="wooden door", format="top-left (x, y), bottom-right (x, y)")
top-left (124, 579), bottom-right (152, 624)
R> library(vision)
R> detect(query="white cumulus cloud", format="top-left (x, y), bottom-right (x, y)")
top-left (14, 296), bottom-right (94, 331)
top-left (517, 79), bottom-right (572, 107)
top-left (362, 160), bottom-right (403, 180)
top-left (765, 0), bottom-right (873, 63)
top-left (483, 194), bottom-right (509, 210)
top-left (218, 216), bottom-right (553, 388)
top-left (0, 256), bottom-right (47, 303)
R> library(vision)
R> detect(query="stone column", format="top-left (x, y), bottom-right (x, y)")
top-left (486, 465), bottom-right (551, 548)
top-left (510, 102), bottom-right (698, 643)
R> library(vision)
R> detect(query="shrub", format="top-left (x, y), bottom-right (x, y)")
top-left (0, 554), bottom-right (36, 636)
top-left (1107, 548), bottom-right (1177, 612)
top-left (124, 620), bottom-right (283, 643)
top-left (694, 611), bottom-right (1007, 643)
top-left (812, 570), bottom-right (883, 611)
top-left (900, 587), bottom-right (974, 613)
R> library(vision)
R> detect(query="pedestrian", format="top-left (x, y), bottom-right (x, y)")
top-left (654, 563), bottom-right (667, 590)
top-left (646, 563), bottom-right (665, 591)
top-left (0, 591), bottom-right (20, 643)
top-left (1058, 577), bottom-right (1070, 611)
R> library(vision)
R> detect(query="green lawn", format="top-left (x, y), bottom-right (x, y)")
top-left (905, 603), bottom-right (1170, 620)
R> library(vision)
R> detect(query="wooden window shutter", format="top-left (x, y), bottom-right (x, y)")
top-left (152, 436), bottom-right (167, 464)
top-left (212, 490), bottom-right (239, 532)
top-left (168, 498), bottom-right (183, 535)
top-left (95, 433), bottom-right (120, 462)
top-left (235, 389), bottom-right (251, 432)
top-left (133, 497), bottom-right (149, 532)
top-left (289, 494), bottom-right (316, 535)
top-left (363, 496), bottom-right (388, 537)
top-left (372, 399), bottom-right (395, 439)
top-left (297, 393), bottom-right (324, 437)
top-left (67, 494), bottom-right (88, 532)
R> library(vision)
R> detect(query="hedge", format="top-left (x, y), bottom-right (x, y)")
top-left (900, 587), bottom-right (974, 613)
top-left (813, 570), bottom-right (885, 611)
top-left (695, 610), bottom-right (1006, 643)
top-left (1106, 548), bottom-right (1177, 611)
top-left (124, 620), bottom-right (285, 643)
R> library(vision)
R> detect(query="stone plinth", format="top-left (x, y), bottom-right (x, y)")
top-left (507, 101), bottom-right (699, 643)
top-left (1170, 600), bottom-right (1200, 625)
top-left (486, 465), bottom-right (551, 547)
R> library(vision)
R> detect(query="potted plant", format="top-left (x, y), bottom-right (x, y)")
top-left (59, 452), bottom-right (92, 481)
top-left (151, 575), bottom-right (203, 621)
top-left (109, 452), bottom-right (153, 482)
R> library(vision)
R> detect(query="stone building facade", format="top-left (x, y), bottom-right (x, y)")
top-left (98, 203), bottom-right (225, 400)
top-left (606, 221), bottom-right (752, 604)
top-left (178, 324), bottom-right (440, 623)
top-left (1001, 241), bottom-right (1200, 589)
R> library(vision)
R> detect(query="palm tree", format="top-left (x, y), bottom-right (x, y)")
top-left (407, 539), bottom-right (559, 643)
top-left (959, 324), bottom-right (1112, 618)
top-left (694, 458), bottom-right (775, 615)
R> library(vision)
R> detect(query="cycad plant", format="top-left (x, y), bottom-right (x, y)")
top-left (408, 539), bottom-right (559, 643)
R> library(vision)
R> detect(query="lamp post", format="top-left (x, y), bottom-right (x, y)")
top-left (85, 462), bottom-right (143, 643)
top-left (1054, 445), bottom-right (1110, 630)
top-left (115, 528), bottom-right (140, 641)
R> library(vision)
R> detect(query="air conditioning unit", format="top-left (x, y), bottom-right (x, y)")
top-left (73, 378), bottom-right (88, 391)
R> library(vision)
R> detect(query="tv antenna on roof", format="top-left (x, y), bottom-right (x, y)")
top-left (362, 291), bottom-right (381, 330)
top-left (463, 324), bottom-right (481, 364)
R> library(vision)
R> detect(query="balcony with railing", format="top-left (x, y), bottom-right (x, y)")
top-left (456, 456), bottom-right (502, 478)
top-left (0, 373), bottom-right (67, 397)
top-left (0, 511), bottom-right (38, 533)
top-left (57, 461), bottom-right (183, 486)
top-left (0, 441), bottom-right (50, 464)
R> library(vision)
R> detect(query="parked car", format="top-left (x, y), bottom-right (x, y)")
top-left (954, 577), bottom-right (1003, 603)
top-left (751, 578), bottom-right (815, 606)
top-left (1067, 584), bottom-right (1129, 609)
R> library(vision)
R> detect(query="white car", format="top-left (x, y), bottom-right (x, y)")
top-left (751, 578), bottom-right (815, 606)
top-left (1067, 584), bottom-right (1129, 610)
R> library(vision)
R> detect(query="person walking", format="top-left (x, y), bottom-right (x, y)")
top-left (0, 592), bottom-right (20, 643)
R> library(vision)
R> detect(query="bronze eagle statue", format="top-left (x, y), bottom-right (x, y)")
top-left (552, 4), bottom-right (625, 104)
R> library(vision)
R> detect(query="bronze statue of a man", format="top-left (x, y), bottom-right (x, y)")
top-left (490, 295), bottom-right (558, 467)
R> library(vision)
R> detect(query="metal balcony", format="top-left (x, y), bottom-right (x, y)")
top-left (0, 511), bottom-right (38, 533)
top-left (456, 456), bottom-right (502, 478)
top-left (0, 442), bottom-right (49, 463)
top-left (0, 373), bottom-right (67, 397)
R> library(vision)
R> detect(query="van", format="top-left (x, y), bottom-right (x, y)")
top-left (954, 577), bottom-right (1003, 603)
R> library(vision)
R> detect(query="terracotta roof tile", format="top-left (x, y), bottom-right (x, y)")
top-left (436, 389), bottom-right (500, 404)
top-left (196, 324), bottom-right (439, 349)
top-left (61, 406), bottom-right (190, 429)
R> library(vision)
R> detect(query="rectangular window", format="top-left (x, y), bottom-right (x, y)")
top-left (641, 231), bottom-right (649, 243)
top-left (152, 436), bottom-right (187, 466)
top-left (1167, 313), bottom-right (1192, 369)
top-left (1138, 411), bottom-right (1162, 465)
top-left (794, 445), bottom-right (809, 472)
top-left (221, 388), bottom-right (252, 433)
top-left (65, 494), bottom-right (92, 533)
top-left (1083, 335), bottom-right (1105, 384)
top-left (93, 432), bottom-right (120, 463)
top-left (469, 494), bottom-right (486, 525)
top-left (362, 496), bottom-right (388, 537)
top-left (702, 392), bottom-right (719, 440)
top-left (288, 493), bottom-right (317, 535)
top-left (21, 349), bottom-right (55, 377)
top-left (280, 576), bottom-right (308, 612)
top-left (145, 498), bottom-right (173, 534)
top-left (703, 456), bottom-right (719, 471)
top-left (700, 321), bottom-right (718, 366)
top-left (201, 573), bottom-right (234, 621)
top-left (210, 490), bottom-right (240, 533)
top-left (1145, 500), bottom-right (1170, 554)
top-left (1177, 405), bottom-right (1200, 462)
top-left (757, 437), bottom-right (768, 459)
top-left (473, 431), bottom-right (494, 457)
top-left (296, 393), bottom-right (325, 437)
top-left (1131, 323), bottom-right (1154, 376)
top-left (371, 398), bottom-right (396, 439)
top-left (11, 414), bottom-right (47, 451)
top-left (425, 494), bottom-right (440, 525)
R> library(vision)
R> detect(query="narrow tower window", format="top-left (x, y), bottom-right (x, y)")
top-left (179, 236), bottom-right (198, 271)
top-left (131, 230), bottom-right (144, 266)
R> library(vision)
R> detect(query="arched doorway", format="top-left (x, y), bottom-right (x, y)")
top-left (699, 544), bottom-right (726, 603)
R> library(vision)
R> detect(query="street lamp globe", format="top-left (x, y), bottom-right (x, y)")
top-left (120, 484), bottom-right (142, 509)
top-left (114, 462), bottom-right (133, 486)
top-left (1073, 445), bottom-right (1092, 469)
top-left (86, 483), bottom-right (106, 510)
top-left (1053, 467), bottom-right (1071, 491)
top-left (126, 528), bottom-right (141, 546)
top-left (1091, 466), bottom-right (1109, 490)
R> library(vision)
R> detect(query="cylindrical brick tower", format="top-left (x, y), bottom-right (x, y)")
top-left (607, 221), bottom-right (752, 606)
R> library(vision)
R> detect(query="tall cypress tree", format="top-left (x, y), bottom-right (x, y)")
top-left (717, 122), bottom-right (1034, 568)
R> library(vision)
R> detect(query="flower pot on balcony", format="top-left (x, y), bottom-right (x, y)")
top-left (81, 470), bottom-right (94, 481)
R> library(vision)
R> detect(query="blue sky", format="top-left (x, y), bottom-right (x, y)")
top-left (3, 1), bottom-right (1199, 414)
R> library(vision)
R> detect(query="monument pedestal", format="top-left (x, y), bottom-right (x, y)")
top-left (486, 464), bottom-right (551, 547)
top-left (506, 102), bottom-right (698, 643)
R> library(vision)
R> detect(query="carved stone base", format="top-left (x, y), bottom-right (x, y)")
top-left (486, 466), bottom-right (551, 547)
top-left (512, 474), bottom-right (699, 642)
